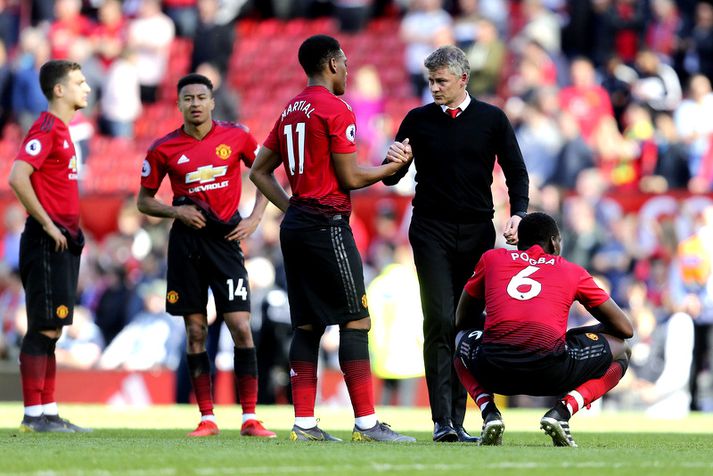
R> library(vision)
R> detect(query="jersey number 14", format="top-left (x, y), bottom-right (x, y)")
top-left (283, 123), bottom-right (305, 175)
top-left (227, 278), bottom-right (248, 301)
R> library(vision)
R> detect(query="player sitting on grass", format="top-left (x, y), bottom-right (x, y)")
top-left (454, 212), bottom-right (633, 447)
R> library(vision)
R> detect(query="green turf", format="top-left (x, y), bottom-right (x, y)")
top-left (2, 404), bottom-right (713, 475)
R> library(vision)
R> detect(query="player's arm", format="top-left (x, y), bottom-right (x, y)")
top-left (332, 145), bottom-right (410, 190)
top-left (249, 145), bottom-right (290, 212)
top-left (581, 298), bottom-right (634, 340)
top-left (225, 187), bottom-right (269, 241)
top-left (8, 161), bottom-right (67, 251)
top-left (136, 186), bottom-right (206, 229)
top-left (455, 289), bottom-right (486, 333)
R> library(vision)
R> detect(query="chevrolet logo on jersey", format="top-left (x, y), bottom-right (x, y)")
top-left (185, 165), bottom-right (228, 184)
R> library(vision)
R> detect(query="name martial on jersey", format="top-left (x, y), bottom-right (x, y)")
top-left (141, 121), bottom-right (259, 222)
top-left (281, 100), bottom-right (316, 120)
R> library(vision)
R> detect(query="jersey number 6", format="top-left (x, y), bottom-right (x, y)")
top-left (506, 266), bottom-right (542, 301)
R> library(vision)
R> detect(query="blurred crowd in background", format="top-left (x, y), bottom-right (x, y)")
top-left (0, 0), bottom-right (712, 417)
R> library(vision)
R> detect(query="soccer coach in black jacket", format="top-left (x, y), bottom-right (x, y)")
top-left (383, 45), bottom-right (529, 442)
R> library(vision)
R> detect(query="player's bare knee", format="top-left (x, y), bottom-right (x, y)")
top-left (343, 316), bottom-right (371, 331)
top-left (185, 322), bottom-right (208, 346)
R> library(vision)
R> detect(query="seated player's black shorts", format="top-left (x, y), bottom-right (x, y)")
top-left (166, 220), bottom-right (250, 316)
top-left (280, 205), bottom-right (369, 328)
top-left (456, 328), bottom-right (612, 396)
top-left (19, 217), bottom-right (83, 331)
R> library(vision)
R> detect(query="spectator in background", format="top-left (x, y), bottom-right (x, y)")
top-left (550, 112), bottom-right (595, 189)
top-left (0, 39), bottom-right (11, 135)
top-left (48, 0), bottom-right (94, 60)
top-left (513, 0), bottom-right (561, 56)
top-left (91, 0), bottom-right (127, 71)
top-left (163, 0), bottom-right (199, 38)
top-left (98, 279), bottom-right (182, 371)
top-left (631, 49), bottom-right (682, 113)
top-left (674, 74), bottom-right (713, 188)
top-left (400, 0), bottom-right (453, 99)
top-left (0, 0), bottom-right (19, 50)
top-left (334, 0), bottom-right (372, 33)
top-left (559, 57), bottom-right (614, 146)
top-left (55, 306), bottom-right (104, 369)
top-left (516, 87), bottom-right (562, 187)
top-left (686, 1), bottom-right (713, 84)
top-left (99, 49), bottom-right (142, 138)
top-left (650, 111), bottom-right (691, 190)
top-left (11, 28), bottom-right (50, 132)
top-left (592, 0), bottom-right (647, 66)
top-left (669, 205), bottom-right (713, 411)
top-left (646, 0), bottom-right (683, 61)
top-left (190, 0), bottom-right (234, 76)
top-left (600, 55), bottom-right (635, 129)
top-left (367, 244), bottom-right (425, 406)
top-left (617, 287), bottom-right (695, 419)
top-left (465, 18), bottom-right (506, 98)
top-left (195, 62), bottom-right (239, 122)
top-left (452, 0), bottom-right (481, 50)
top-left (127, 0), bottom-right (175, 104)
top-left (93, 264), bottom-right (131, 346)
top-left (2, 203), bottom-right (25, 270)
top-left (347, 64), bottom-right (386, 165)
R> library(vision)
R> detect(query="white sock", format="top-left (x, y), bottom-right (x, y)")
top-left (242, 413), bottom-right (257, 423)
top-left (43, 402), bottom-right (59, 416)
top-left (355, 414), bottom-right (377, 430)
top-left (200, 414), bottom-right (216, 423)
top-left (294, 417), bottom-right (317, 429)
top-left (24, 405), bottom-right (43, 417)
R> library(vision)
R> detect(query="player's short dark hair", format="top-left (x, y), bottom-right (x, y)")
top-left (517, 212), bottom-right (559, 250)
top-left (176, 73), bottom-right (213, 95)
top-left (298, 35), bottom-right (342, 77)
top-left (39, 60), bottom-right (82, 101)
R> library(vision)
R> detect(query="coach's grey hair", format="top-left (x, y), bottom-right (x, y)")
top-left (424, 45), bottom-right (470, 79)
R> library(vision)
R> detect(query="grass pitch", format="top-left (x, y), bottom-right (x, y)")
top-left (2, 403), bottom-right (713, 475)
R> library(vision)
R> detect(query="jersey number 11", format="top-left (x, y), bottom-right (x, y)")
top-left (283, 123), bottom-right (305, 175)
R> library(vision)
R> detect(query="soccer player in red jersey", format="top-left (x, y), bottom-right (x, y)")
top-left (8, 60), bottom-right (91, 433)
top-left (250, 35), bottom-right (415, 442)
top-left (454, 212), bottom-right (634, 447)
top-left (137, 73), bottom-right (275, 438)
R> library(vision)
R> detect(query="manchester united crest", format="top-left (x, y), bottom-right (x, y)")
top-left (56, 305), bottom-right (69, 319)
top-left (167, 290), bottom-right (180, 304)
top-left (585, 333), bottom-right (599, 341)
top-left (361, 294), bottom-right (368, 309)
top-left (216, 144), bottom-right (232, 160)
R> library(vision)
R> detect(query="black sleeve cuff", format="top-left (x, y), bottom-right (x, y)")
top-left (513, 211), bottom-right (527, 219)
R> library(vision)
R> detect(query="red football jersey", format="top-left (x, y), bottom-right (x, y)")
top-left (264, 85), bottom-right (357, 214)
top-left (141, 121), bottom-right (258, 222)
top-left (15, 112), bottom-right (80, 237)
top-left (464, 245), bottom-right (609, 355)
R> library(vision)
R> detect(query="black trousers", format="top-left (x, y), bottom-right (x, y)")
top-left (409, 214), bottom-right (495, 426)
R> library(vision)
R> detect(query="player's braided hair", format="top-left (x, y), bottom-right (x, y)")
top-left (517, 212), bottom-right (559, 251)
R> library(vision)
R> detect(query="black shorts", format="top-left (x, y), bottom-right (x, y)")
top-left (19, 217), bottom-right (82, 331)
top-left (280, 206), bottom-right (369, 328)
top-left (456, 328), bottom-right (612, 397)
top-left (166, 220), bottom-right (250, 316)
